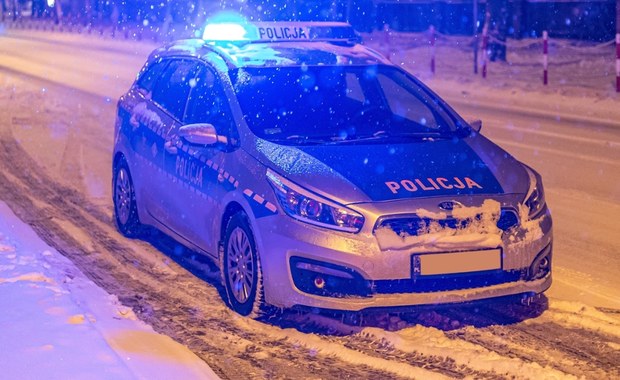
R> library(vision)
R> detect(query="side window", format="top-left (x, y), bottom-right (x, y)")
top-left (345, 72), bottom-right (365, 103)
top-left (151, 60), bottom-right (200, 121)
top-left (185, 66), bottom-right (236, 138)
top-left (377, 73), bottom-right (438, 129)
top-left (136, 58), bottom-right (168, 93)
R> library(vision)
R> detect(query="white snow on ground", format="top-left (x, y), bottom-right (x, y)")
top-left (528, 299), bottom-right (620, 339)
top-left (0, 202), bottom-right (219, 380)
top-left (234, 316), bottom-right (452, 380)
top-left (360, 325), bottom-right (573, 379)
top-left (1, 27), bottom-right (620, 378)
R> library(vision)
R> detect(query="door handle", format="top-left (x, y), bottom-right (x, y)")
top-left (164, 140), bottom-right (178, 155)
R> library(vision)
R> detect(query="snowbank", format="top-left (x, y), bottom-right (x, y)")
top-left (0, 202), bottom-right (218, 380)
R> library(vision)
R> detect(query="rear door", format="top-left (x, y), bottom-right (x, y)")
top-left (121, 58), bottom-right (169, 218)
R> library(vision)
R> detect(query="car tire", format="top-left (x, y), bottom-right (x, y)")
top-left (222, 212), bottom-right (265, 317)
top-left (113, 158), bottom-right (143, 237)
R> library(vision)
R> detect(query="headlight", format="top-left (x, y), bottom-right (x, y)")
top-left (266, 169), bottom-right (364, 233)
top-left (523, 166), bottom-right (546, 219)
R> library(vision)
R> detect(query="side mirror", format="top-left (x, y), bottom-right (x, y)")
top-left (178, 123), bottom-right (220, 146)
top-left (469, 119), bottom-right (482, 133)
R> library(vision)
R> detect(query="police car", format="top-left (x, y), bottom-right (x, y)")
top-left (112, 20), bottom-right (552, 316)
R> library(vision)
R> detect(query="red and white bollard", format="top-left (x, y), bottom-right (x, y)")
top-left (616, 33), bottom-right (620, 93)
top-left (481, 27), bottom-right (489, 78)
top-left (543, 30), bottom-right (549, 86)
top-left (429, 25), bottom-right (436, 75)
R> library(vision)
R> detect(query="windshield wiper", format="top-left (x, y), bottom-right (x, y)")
top-left (336, 131), bottom-right (456, 143)
top-left (272, 131), bottom-right (457, 145)
top-left (272, 135), bottom-right (335, 145)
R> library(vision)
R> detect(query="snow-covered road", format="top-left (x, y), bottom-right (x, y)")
top-left (1, 28), bottom-right (619, 379)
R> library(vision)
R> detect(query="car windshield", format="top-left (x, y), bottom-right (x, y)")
top-left (231, 65), bottom-right (463, 145)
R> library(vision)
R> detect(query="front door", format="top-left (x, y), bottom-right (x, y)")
top-left (145, 59), bottom-right (202, 227)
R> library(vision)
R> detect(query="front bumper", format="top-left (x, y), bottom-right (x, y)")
top-left (255, 208), bottom-right (553, 312)
top-left (288, 273), bottom-right (551, 312)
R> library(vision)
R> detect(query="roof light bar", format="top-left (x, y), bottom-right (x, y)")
top-left (201, 21), bottom-right (360, 44)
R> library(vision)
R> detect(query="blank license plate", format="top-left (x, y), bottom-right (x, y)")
top-left (415, 249), bottom-right (502, 276)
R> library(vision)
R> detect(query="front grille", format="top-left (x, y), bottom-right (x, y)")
top-left (373, 270), bottom-right (524, 294)
top-left (376, 208), bottom-right (520, 236)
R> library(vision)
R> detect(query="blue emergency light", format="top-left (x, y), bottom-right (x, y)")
top-left (202, 23), bottom-right (254, 41)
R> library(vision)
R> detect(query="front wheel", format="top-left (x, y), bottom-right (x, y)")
top-left (222, 213), bottom-right (265, 316)
top-left (113, 158), bottom-right (143, 237)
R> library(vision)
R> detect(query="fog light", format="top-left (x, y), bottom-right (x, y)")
top-left (290, 256), bottom-right (371, 298)
top-left (528, 244), bottom-right (552, 281)
top-left (538, 257), bottom-right (550, 271)
top-left (533, 256), bottom-right (550, 280)
top-left (314, 276), bottom-right (325, 289)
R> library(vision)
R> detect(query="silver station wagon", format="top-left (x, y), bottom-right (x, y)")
top-left (112, 20), bottom-right (552, 316)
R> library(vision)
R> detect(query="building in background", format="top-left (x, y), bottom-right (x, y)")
top-left (1, 0), bottom-right (616, 41)
top-left (371, 0), bottom-right (615, 41)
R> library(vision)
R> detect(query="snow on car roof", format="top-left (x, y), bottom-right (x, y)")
top-left (216, 41), bottom-right (389, 68)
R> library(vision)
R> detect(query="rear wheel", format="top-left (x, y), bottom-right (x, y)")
top-left (113, 158), bottom-right (143, 237)
top-left (222, 213), bottom-right (265, 316)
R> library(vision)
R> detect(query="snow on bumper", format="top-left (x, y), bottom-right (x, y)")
top-left (255, 207), bottom-right (553, 312)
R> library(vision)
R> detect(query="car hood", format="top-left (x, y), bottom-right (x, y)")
top-left (249, 134), bottom-right (529, 205)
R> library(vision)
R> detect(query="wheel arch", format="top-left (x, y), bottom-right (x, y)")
top-left (217, 199), bottom-right (265, 259)
top-left (219, 201), bottom-right (246, 247)
top-left (112, 152), bottom-right (124, 195)
top-left (112, 151), bottom-right (125, 169)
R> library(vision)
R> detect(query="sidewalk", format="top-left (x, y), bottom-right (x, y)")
top-left (0, 202), bottom-right (219, 380)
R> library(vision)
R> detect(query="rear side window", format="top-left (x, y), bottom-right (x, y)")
top-left (151, 60), bottom-right (201, 121)
top-left (136, 59), bottom-right (168, 93)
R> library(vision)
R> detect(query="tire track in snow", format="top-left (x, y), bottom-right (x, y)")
top-left (443, 304), bottom-right (620, 379)
top-left (276, 300), bottom-right (617, 379)
top-left (332, 333), bottom-right (502, 379)
top-left (448, 324), bottom-right (620, 380)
